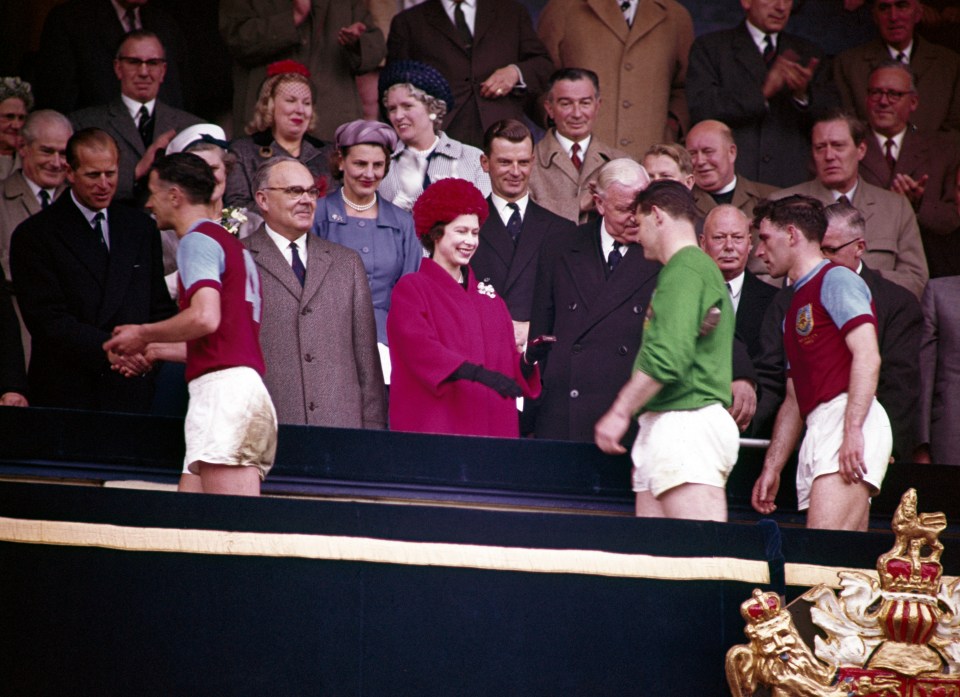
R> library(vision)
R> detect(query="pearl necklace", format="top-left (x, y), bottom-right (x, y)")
top-left (341, 189), bottom-right (377, 212)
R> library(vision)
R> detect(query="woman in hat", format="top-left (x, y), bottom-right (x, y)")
top-left (0, 77), bottom-right (32, 181)
top-left (313, 119), bottom-right (421, 379)
top-left (377, 60), bottom-right (490, 212)
top-left (225, 60), bottom-right (332, 209)
top-left (387, 178), bottom-right (542, 437)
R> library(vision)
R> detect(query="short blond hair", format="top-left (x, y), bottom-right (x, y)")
top-left (246, 72), bottom-right (316, 136)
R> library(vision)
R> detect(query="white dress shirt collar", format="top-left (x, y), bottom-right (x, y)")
top-left (553, 131), bottom-right (592, 160)
top-left (599, 218), bottom-right (629, 259)
top-left (70, 191), bottom-right (110, 249)
top-left (265, 225), bottom-right (309, 267)
top-left (23, 175), bottom-right (55, 208)
top-left (886, 40), bottom-right (914, 63)
top-left (121, 93), bottom-right (157, 122)
top-left (873, 128), bottom-right (906, 158)
top-left (745, 20), bottom-right (779, 54)
top-left (725, 270), bottom-right (745, 313)
top-left (491, 192), bottom-right (529, 225)
top-left (441, 0), bottom-right (476, 33)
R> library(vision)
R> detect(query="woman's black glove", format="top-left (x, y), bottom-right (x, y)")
top-left (449, 361), bottom-right (523, 398)
top-left (524, 335), bottom-right (557, 365)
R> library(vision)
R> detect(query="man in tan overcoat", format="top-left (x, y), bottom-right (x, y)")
top-left (537, 0), bottom-right (694, 161)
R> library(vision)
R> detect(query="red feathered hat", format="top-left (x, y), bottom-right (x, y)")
top-left (412, 179), bottom-right (489, 239)
top-left (266, 60), bottom-right (311, 79)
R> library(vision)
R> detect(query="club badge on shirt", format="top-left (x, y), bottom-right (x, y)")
top-left (796, 303), bottom-right (814, 337)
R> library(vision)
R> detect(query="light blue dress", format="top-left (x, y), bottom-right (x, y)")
top-left (312, 188), bottom-right (421, 344)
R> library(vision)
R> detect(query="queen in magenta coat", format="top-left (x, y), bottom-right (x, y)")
top-left (387, 178), bottom-right (541, 437)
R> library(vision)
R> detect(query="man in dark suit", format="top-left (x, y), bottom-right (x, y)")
top-left (386, 0), bottom-right (554, 148)
top-left (753, 200), bottom-right (922, 459)
top-left (834, 0), bottom-right (960, 141)
top-left (859, 61), bottom-right (960, 277)
top-left (471, 119), bottom-right (575, 354)
top-left (686, 0), bottom-right (838, 188)
top-left (700, 205), bottom-right (777, 434)
top-left (243, 157), bottom-right (385, 429)
top-left (529, 158), bottom-right (658, 442)
top-left (0, 283), bottom-right (28, 407)
top-left (33, 0), bottom-right (191, 115)
top-left (700, 205), bottom-right (778, 361)
top-left (70, 31), bottom-right (201, 207)
top-left (9, 128), bottom-right (175, 412)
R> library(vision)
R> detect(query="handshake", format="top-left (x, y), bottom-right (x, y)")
top-left (450, 335), bottom-right (557, 398)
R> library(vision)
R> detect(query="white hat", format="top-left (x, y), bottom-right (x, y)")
top-left (166, 123), bottom-right (228, 155)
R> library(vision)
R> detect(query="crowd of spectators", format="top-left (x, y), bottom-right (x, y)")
top-left (1, 0), bottom-right (959, 519)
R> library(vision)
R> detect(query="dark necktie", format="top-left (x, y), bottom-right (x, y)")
top-left (896, 51), bottom-right (907, 64)
top-left (607, 241), bottom-right (622, 273)
top-left (452, 0), bottom-right (472, 52)
top-left (838, 194), bottom-right (851, 205)
top-left (506, 202), bottom-right (522, 244)
top-left (290, 242), bottom-right (306, 287)
top-left (421, 150), bottom-right (438, 191)
top-left (762, 34), bottom-right (776, 65)
top-left (570, 142), bottom-right (583, 171)
top-left (884, 138), bottom-right (897, 172)
top-left (124, 8), bottom-right (138, 32)
top-left (39, 190), bottom-right (51, 209)
top-left (91, 212), bottom-right (109, 265)
top-left (620, 0), bottom-right (632, 26)
top-left (137, 105), bottom-right (154, 147)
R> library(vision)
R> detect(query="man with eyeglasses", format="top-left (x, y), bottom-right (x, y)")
top-left (834, 0), bottom-right (960, 140)
top-left (70, 30), bottom-right (201, 207)
top-left (33, 0), bottom-right (190, 115)
top-left (858, 61), bottom-right (960, 278)
top-left (242, 157), bottom-right (386, 430)
top-left (105, 152), bottom-right (277, 496)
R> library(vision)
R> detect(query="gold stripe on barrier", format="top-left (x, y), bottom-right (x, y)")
top-left (0, 516), bottom-right (770, 584)
top-left (785, 562), bottom-right (957, 589)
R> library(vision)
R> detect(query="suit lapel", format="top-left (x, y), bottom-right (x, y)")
top-left (3, 173), bottom-right (39, 218)
top-left (861, 136), bottom-right (891, 187)
top-left (541, 132), bottom-right (581, 186)
top-left (506, 202), bottom-right (546, 291)
top-left (582, 243), bottom-right (659, 334)
top-left (472, 0), bottom-right (496, 46)
top-left (732, 24), bottom-right (768, 87)
top-left (479, 198), bottom-right (517, 278)
top-left (560, 224), bottom-right (605, 316)
top-left (247, 226), bottom-right (304, 301)
top-left (52, 196), bottom-right (110, 287)
top-left (96, 208), bottom-right (140, 325)
top-left (423, 0), bottom-right (467, 55)
top-left (851, 180), bottom-right (878, 226)
top-left (585, 0), bottom-right (629, 43)
top-left (896, 129), bottom-right (927, 179)
top-left (108, 98), bottom-right (145, 158)
top-left (627, 0), bottom-right (667, 47)
top-left (301, 234), bottom-right (334, 306)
